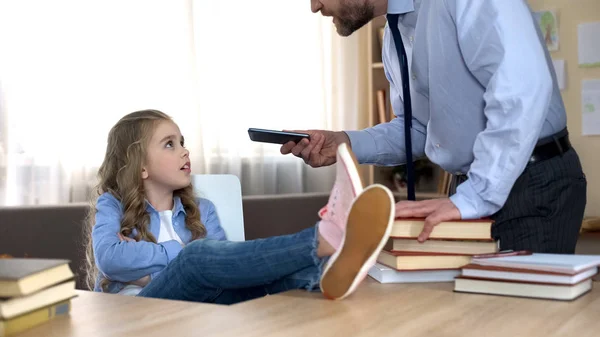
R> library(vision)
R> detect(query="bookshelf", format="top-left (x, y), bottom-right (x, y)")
top-left (364, 17), bottom-right (448, 199)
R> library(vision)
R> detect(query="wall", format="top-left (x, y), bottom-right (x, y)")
top-left (528, 0), bottom-right (600, 216)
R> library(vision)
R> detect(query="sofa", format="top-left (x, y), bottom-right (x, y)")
top-left (1, 192), bottom-right (598, 290)
top-left (0, 193), bottom-right (329, 289)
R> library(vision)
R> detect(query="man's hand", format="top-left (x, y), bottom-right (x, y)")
top-left (280, 130), bottom-right (350, 168)
top-left (395, 198), bottom-right (461, 242)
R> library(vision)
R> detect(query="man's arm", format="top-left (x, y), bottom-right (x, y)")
top-left (345, 25), bottom-right (427, 166)
top-left (445, 0), bottom-right (553, 219)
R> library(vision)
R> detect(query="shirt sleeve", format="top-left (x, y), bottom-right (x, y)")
top-left (345, 25), bottom-right (427, 166)
top-left (445, 0), bottom-right (553, 219)
top-left (92, 193), bottom-right (182, 282)
top-left (199, 198), bottom-right (227, 241)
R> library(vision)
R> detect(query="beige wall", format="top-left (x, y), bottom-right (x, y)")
top-left (528, 0), bottom-right (600, 216)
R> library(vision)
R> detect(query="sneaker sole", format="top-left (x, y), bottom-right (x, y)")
top-left (320, 184), bottom-right (395, 300)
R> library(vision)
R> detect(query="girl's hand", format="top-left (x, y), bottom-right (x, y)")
top-left (130, 275), bottom-right (151, 287)
top-left (118, 233), bottom-right (136, 242)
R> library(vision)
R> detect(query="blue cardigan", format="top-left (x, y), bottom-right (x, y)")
top-left (91, 192), bottom-right (226, 293)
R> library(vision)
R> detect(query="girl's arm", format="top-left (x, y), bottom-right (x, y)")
top-left (199, 198), bottom-right (227, 241)
top-left (92, 193), bottom-right (182, 283)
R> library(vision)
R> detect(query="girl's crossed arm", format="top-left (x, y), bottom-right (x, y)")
top-left (92, 193), bottom-right (182, 283)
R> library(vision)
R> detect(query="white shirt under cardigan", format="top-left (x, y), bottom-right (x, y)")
top-left (345, 0), bottom-right (566, 220)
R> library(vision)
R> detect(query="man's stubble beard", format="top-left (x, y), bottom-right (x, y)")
top-left (335, 0), bottom-right (375, 37)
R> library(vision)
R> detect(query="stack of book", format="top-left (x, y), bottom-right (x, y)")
top-left (369, 217), bottom-right (498, 283)
top-left (0, 258), bottom-right (76, 336)
top-left (454, 253), bottom-right (600, 301)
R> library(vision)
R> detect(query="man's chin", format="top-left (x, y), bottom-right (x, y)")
top-left (334, 23), bottom-right (355, 37)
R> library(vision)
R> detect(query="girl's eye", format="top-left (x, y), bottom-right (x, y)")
top-left (165, 140), bottom-right (173, 148)
top-left (180, 140), bottom-right (185, 148)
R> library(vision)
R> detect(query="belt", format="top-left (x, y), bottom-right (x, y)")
top-left (453, 128), bottom-right (571, 184)
top-left (450, 128), bottom-right (571, 195)
top-left (529, 128), bottom-right (571, 164)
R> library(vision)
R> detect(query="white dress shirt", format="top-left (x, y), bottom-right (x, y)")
top-left (346, 0), bottom-right (566, 219)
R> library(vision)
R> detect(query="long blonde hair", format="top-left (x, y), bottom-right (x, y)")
top-left (83, 109), bottom-right (206, 290)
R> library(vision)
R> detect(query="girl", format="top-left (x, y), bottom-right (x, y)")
top-left (84, 109), bottom-right (394, 304)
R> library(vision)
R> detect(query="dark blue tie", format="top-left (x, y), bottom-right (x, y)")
top-left (386, 13), bottom-right (415, 201)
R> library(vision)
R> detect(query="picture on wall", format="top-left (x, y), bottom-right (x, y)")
top-left (533, 10), bottom-right (559, 52)
top-left (578, 22), bottom-right (600, 68)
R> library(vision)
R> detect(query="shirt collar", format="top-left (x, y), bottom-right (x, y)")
top-left (145, 196), bottom-right (186, 215)
top-left (387, 0), bottom-right (415, 14)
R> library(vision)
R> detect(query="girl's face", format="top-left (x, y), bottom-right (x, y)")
top-left (142, 120), bottom-right (192, 193)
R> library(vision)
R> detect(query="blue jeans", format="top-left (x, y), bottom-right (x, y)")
top-left (137, 226), bottom-right (325, 304)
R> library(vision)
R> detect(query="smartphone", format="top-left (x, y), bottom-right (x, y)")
top-left (248, 128), bottom-right (310, 145)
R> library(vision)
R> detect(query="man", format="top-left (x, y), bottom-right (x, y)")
top-left (281, 0), bottom-right (587, 253)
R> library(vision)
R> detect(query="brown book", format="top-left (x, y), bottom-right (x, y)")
top-left (0, 259), bottom-right (73, 297)
top-left (391, 218), bottom-right (493, 240)
top-left (377, 250), bottom-right (472, 271)
top-left (390, 238), bottom-right (498, 255)
top-left (454, 276), bottom-right (593, 301)
top-left (436, 170), bottom-right (450, 195)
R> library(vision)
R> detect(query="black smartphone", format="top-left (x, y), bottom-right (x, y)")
top-left (248, 128), bottom-right (310, 145)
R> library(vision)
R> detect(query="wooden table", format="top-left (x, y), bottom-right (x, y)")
top-left (18, 278), bottom-right (600, 337)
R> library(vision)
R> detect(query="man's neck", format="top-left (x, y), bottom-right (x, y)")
top-left (144, 184), bottom-right (174, 212)
top-left (374, 0), bottom-right (389, 17)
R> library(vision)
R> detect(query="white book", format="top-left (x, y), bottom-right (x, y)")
top-left (471, 253), bottom-right (600, 275)
top-left (368, 263), bottom-right (460, 284)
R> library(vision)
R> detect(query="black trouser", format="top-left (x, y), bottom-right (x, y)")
top-left (450, 132), bottom-right (587, 253)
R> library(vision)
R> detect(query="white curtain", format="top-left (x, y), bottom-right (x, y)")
top-left (0, 0), bottom-right (367, 206)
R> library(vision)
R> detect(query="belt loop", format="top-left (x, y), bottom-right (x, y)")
top-left (553, 135), bottom-right (564, 155)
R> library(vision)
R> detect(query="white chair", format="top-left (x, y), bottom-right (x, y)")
top-left (191, 174), bottom-right (245, 242)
